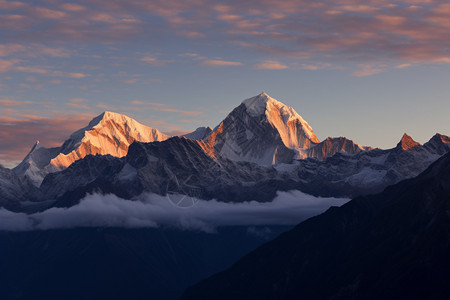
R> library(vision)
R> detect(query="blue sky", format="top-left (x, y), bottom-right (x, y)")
top-left (1, 0), bottom-right (450, 166)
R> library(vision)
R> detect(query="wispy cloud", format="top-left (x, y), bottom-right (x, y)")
top-left (0, 59), bottom-right (18, 72)
top-left (201, 60), bottom-right (243, 67)
top-left (353, 63), bottom-right (385, 77)
top-left (0, 99), bottom-right (23, 107)
top-left (13, 66), bottom-right (88, 78)
top-left (60, 3), bottom-right (86, 12)
top-left (254, 60), bottom-right (288, 70)
top-left (131, 100), bottom-right (203, 116)
top-left (34, 7), bottom-right (66, 19)
top-left (141, 56), bottom-right (168, 66)
top-left (395, 63), bottom-right (411, 69)
top-left (66, 98), bottom-right (90, 110)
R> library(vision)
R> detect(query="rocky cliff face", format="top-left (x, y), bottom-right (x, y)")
top-left (306, 136), bottom-right (370, 160)
top-left (0, 165), bottom-right (38, 211)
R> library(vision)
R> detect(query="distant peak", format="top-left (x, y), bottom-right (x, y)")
top-left (397, 133), bottom-right (420, 150)
top-left (30, 140), bottom-right (40, 152)
top-left (428, 133), bottom-right (450, 144)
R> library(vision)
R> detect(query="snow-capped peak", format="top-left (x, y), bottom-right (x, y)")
top-left (15, 111), bottom-right (169, 186)
top-left (206, 93), bottom-right (321, 165)
top-left (242, 92), bottom-right (304, 120)
top-left (51, 111), bottom-right (168, 169)
top-left (242, 92), bottom-right (273, 116)
top-left (243, 93), bottom-right (319, 149)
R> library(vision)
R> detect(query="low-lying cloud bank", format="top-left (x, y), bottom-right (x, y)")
top-left (0, 191), bottom-right (349, 232)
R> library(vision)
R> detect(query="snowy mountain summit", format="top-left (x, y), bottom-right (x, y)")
top-left (206, 92), bottom-right (362, 165)
top-left (14, 111), bottom-right (168, 186)
top-left (243, 93), bottom-right (320, 150)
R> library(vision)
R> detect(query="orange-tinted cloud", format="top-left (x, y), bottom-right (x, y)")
top-left (254, 60), bottom-right (288, 70)
top-left (201, 60), bottom-right (243, 66)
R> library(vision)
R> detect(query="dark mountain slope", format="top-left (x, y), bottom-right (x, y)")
top-left (0, 226), bottom-right (291, 300)
top-left (183, 152), bottom-right (450, 300)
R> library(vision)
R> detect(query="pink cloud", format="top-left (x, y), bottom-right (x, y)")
top-left (90, 13), bottom-right (118, 23)
top-left (0, 0), bottom-right (25, 10)
top-left (201, 60), bottom-right (243, 66)
top-left (0, 59), bottom-right (18, 72)
top-left (34, 7), bottom-right (66, 19)
top-left (59, 72), bottom-right (88, 78)
top-left (338, 5), bottom-right (379, 14)
top-left (66, 103), bottom-right (90, 110)
top-left (376, 15), bottom-right (406, 26)
top-left (395, 63), bottom-right (411, 69)
top-left (0, 44), bottom-right (26, 56)
top-left (36, 46), bottom-right (71, 58)
top-left (0, 99), bottom-right (23, 107)
top-left (141, 56), bottom-right (167, 66)
top-left (254, 60), bottom-right (288, 70)
top-left (218, 14), bottom-right (242, 21)
top-left (180, 30), bottom-right (205, 38)
top-left (353, 64), bottom-right (385, 77)
top-left (60, 3), bottom-right (86, 12)
top-left (15, 66), bottom-right (48, 74)
top-left (68, 97), bottom-right (87, 103)
top-left (0, 0), bottom-right (449, 75)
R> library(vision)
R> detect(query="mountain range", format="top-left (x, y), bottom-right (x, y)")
top-left (1, 92), bottom-right (449, 211)
top-left (1, 92), bottom-right (450, 299)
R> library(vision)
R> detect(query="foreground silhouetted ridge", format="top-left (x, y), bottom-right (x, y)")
top-left (183, 152), bottom-right (450, 299)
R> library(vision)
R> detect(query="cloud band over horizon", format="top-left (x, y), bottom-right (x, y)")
top-left (0, 191), bottom-right (349, 232)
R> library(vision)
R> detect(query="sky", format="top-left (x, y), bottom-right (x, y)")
top-left (1, 0), bottom-right (450, 167)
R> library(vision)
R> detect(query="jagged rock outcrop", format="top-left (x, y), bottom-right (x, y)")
top-left (307, 136), bottom-right (371, 160)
